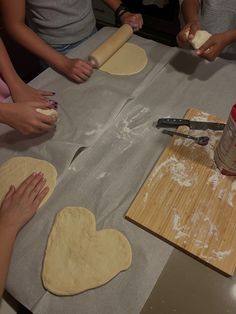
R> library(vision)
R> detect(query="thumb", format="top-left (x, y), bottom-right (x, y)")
top-left (188, 24), bottom-right (199, 40)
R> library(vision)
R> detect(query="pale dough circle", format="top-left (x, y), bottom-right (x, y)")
top-left (36, 108), bottom-right (58, 119)
top-left (185, 30), bottom-right (212, 49)
top-left (42, 206), bottom-right (132, 295)
top-left (0, 157), bottom-right (57, 208)
top-left (99, 42), bottom-right (147, 76)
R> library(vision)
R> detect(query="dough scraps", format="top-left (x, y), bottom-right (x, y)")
top-left (99, 42), bottom-right (147, 75)
top-left (36, 108), bottom-right (58, 119)
top-left (186, 30), bottom-right (212, 49)
top-left (0, 157), bottom-right (57, 208)
top-left (42, 206), bottom-right (132, 295)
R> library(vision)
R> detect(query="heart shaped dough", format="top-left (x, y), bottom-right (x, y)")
top-left (0, 157), bottom-right (57, 208)
top-left (42, 207), bottom-right (132, 295)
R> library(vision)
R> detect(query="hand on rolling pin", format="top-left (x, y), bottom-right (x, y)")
top-left (0, 173), bottom-right (49, 235)
top-left (120, 13), bottom-right (143, 32)
top-left (0, 101), bottom-right (57, 135)
top-left (59, 56), bottom-right (93, 83)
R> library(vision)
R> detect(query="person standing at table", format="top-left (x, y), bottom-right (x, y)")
top-left (0, 172), bottom-right (49, 298)
top-left (0, 38), bottom-right (57, 135)
top-left (177, 0), bottom-right (236, 61)
top-left (1, 1), bottom-right (143, 83)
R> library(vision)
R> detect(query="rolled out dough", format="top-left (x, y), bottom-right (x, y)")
top-left (99, 42), bottom-right (147, 76)
top-left (0, 157), bottom-right (57, 208)
top-left (186, 30), bottom-right (212, 49)
top-left (42, 206), bottom-right (132, 295)
top-left (36, 108), bottom-right (58, 119)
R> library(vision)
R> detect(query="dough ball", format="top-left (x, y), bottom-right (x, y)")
top-left (185, 30), bottom-right (212, 49)
top-left (36, 108), bottom-right (58, 119)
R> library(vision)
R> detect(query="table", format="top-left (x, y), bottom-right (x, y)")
top-left (1, 27), bottom-right (236, 314)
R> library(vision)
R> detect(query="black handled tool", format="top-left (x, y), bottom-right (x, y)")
top-left (156, 118), bottom-right (225, 130)
top-left (162, 129), bottom-right (209, 146)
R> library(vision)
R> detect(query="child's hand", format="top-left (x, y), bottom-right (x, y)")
top-left (10, 83), bottom-right (56, 104)
top-left (120, 13), bottom-right (143, 32)
top-left (196, 33), bottom-right (229, 61)
top-left (61, 57), bottom-right (93, 83)
top-left (177, 20), bottom-right (201, 48)
top-left (3, 101), bottom-right (57, 135)
top-left (0, 173), bottom-right (49, 236)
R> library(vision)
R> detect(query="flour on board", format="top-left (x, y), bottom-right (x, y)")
top-left (149, 155), bottom-right (195, 187)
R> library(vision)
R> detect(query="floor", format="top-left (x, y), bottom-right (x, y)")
top-left (0, 293), bottom-right (31, 314)
top-left (142, 249), bottom-right (236, 314)
top-left (0, 294), bottom-right (17, 314)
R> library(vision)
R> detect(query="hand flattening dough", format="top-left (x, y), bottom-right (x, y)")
top-left (99, 42), bottom-right (147, 76)
top-left (42, 206), bottom-right (132, 295)
top-left (0, 157), bottom-right (57, 208)
top-left (186, 30), bottom-right (212, 49)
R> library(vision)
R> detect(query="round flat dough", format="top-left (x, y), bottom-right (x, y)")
top-left (0, 157), bottom-right (57, 208)
top-left (42, 206), bottom-right (132, 295)
top-left (99, 42), bottom-right (147, 76)
top-left (36, 108), bottom-right (58, 119)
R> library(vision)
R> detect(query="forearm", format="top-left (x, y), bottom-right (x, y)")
top-left (223, 29), bottom-right (236, 46)
top-left (0, 39), bottom-right (22, 92)
top-left (103, 0), bottom-right (122, 11)
top-left (5, 23), bottom-right (66, 70)
top-left (0, 225), bottom-right (17, 297)
top-left (182, 0), bottom-right (200, 24)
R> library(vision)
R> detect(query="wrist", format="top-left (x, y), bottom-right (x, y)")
top-left (7, 78), bottom-right (25, 97)
top-left (186, 18), bottom-right (200, 26)
top-left (115, 4), bottom-right (129, 23)
top-left (223, 29), bottom-right (236, 46)
top-left (0, 103), bottom-right (13, 124)
top-left (1, 68), bottom-right (23, 94)
top-left (0, 220), bottom-right (18, 240)
top-left (52, 53), bottom-right (69, 73)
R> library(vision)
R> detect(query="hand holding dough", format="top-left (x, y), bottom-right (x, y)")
top-left (186, 30), bottom-right (212, 49)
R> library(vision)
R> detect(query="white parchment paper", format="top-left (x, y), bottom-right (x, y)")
top-left (2, 27), bottom-right (236, 314)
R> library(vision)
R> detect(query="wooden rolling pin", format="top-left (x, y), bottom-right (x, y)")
top-left (88, 24), bottom-right (133, 68)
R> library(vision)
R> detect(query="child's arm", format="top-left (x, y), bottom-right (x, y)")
top-left (182, 0), bottom-right (200, 25)
top-left (1, 0), bottom-right (93, 83)
top-left (177, 0), bottom-right (201, 47)
top-left (0, 173), bottom-right (48, 297)
top-left (103, 0), bottom-right (143, 32)
top-left (0, 39), bottom-right (55, 102)
top-left (196, 29), bottom-right (236, 61)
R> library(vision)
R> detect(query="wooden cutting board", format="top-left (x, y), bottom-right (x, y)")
top-left (126, 108), bottom-right (236, 276)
